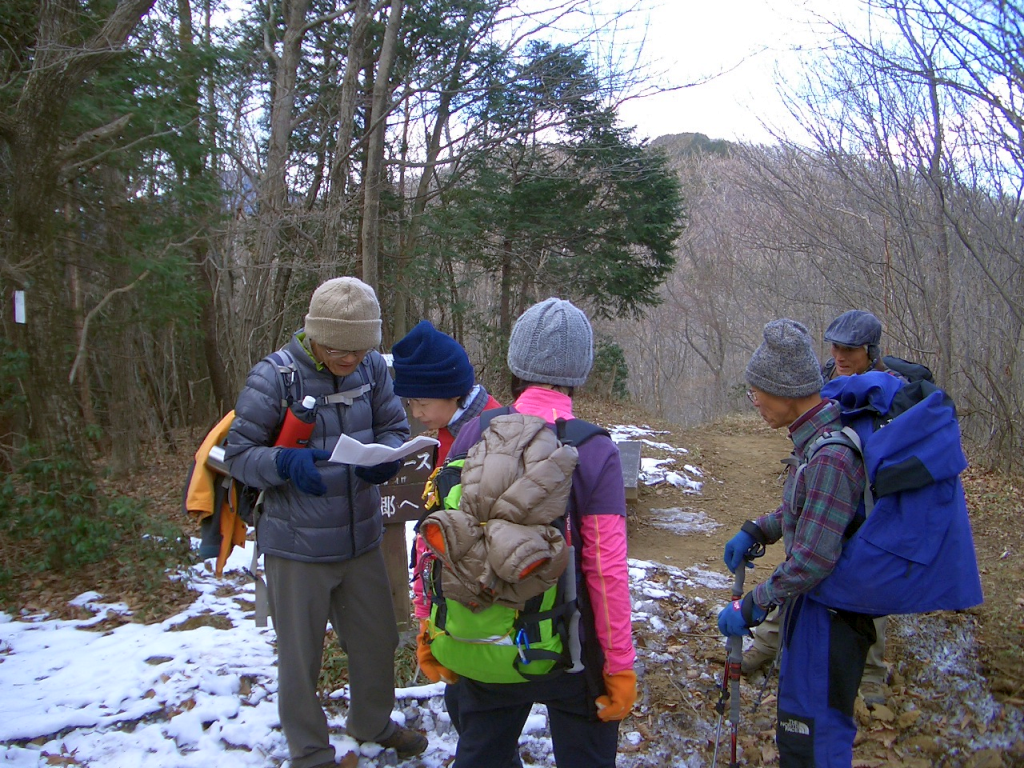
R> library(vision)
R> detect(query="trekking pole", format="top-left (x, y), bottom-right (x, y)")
top-left (712, 559), bottom-right (749, 768)
top-left (716, 540), bottom-right (765, 768)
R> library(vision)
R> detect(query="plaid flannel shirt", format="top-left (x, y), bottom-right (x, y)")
top-left (751, 400), bottom-right (866, 609)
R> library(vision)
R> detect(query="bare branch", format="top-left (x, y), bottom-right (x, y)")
top-left (57, 113), bottom-right (133, 165)
top-left (69, 270), bottom-right (151, 386)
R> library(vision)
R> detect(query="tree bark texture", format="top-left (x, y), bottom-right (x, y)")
top-left (0, 0), bottom-right (155, 452)
top-left (360, 0), bottom-right (404, 294)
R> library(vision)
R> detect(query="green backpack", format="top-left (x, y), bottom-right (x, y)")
top-left (419, 409), bottom-right (607, 684)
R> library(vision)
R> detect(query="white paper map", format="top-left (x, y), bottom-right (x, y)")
top-left (328, 434), bottom-right (439, 466)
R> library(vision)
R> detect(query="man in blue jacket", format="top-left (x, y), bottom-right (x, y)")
top-left (719, 319), bottom-right (876, 767)
top-left (225, 277), bottom-right (426, 766)
top-left (743, 309), bottom-right (898, 706)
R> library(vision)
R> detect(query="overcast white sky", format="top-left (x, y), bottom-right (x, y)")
top-left (608, 0), bottom-right (840, 144)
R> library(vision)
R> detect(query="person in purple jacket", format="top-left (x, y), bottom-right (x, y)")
top-left (422, 297), bottom-right (636, 768)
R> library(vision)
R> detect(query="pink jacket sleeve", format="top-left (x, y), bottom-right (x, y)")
top-left (412, 534), bottom-right (431, 619)
top-left (577, 441), bottom-right (635, 675)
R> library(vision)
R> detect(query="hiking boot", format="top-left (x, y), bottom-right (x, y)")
top-left (373, 726), bottom-right (428, 759)
top-left (741, 646), bottom-right (775, 676)
top-left (859, 681), bottom-right (888, 707)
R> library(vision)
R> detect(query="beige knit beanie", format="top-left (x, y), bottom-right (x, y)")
top-left (304, 277), bottom-right (382, 351)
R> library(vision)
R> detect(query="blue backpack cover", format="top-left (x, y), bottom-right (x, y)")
top-left (809, 371), bottom-right (983, 615)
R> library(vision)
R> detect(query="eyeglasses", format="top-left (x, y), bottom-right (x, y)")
top-left (746, 389), bottom-right (758, 404)
top-left (322, 347), bottom-right (366, 360)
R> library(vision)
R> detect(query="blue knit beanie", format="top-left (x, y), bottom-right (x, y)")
top-left (507, 298), bottom-right (593, 388)
top-left (392, 320), bottom-right (475, 399)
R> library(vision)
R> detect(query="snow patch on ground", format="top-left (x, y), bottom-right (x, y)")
top-left (607, 424), bottom-right (671, 441)
top-left (0, 551), bottom-right (1018, 767)
top-left (892, 613), bottom-right (1024, 756)
top-left (648, 507), bottom-right (721, 536)
top-left (640, 458), bottom-right (703, 493)
top-left (607, 425), bottom-right (690, 455)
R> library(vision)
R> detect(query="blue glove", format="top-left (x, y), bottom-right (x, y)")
top-left (724, 530), bottom-right (756, 573)
top-left (717, 593), bottom-right (768, 637)
top-left (355, 459), bottom-right (402, 485)
top-left (276, 448), bottom-right (331, 495)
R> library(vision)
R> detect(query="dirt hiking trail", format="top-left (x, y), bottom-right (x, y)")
top-left (582, 400), bottom-right (1024, 768)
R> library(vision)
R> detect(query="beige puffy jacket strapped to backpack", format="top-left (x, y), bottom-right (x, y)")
top-left (420, 413), bottom-right (579, 611)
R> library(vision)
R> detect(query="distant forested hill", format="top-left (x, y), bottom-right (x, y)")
top-left (648, 132), bottom-right (734, 158)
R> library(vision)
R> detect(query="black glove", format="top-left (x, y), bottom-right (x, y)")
top-left (355, 459), bottom-right (402, 485)
top-left (276, 448), bottom-right (331, 495)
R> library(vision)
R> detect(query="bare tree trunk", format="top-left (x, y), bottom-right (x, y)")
top-left (326, 0), bottom-right (369, 247)
top-left (67, 199), bottom-right (97, 434)
top-left (393, 10), bottom-right (479, 338)
top-left (360, 0), bottom-right (404, 294)
top-left (0, 0), bottom-right (155, 452)
top-left (177, 0), bottom-right (232, 413)
top-left (923, 67), bottom-right (953, 384)
top-left (253, 0), bottom-right (312, 352)
top-left (499, 236), bottom-right (513, 337)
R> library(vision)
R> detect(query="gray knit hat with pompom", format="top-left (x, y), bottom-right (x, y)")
top-left (745, 319), bottom-right (823, 398)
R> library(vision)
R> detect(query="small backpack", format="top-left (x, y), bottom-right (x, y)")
top-left (182, 349), bottom-right (302, 574)
top-left (418, 407), bottom-right (607, 684)
top-left (821, 354), bottom-right (934, 385)
top-left (799, 372), bottom-right (983, 615)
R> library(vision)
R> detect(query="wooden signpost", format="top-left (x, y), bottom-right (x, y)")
top-left (616, 440), bottom-right (642, 503)
top-left (380, 441), bottom-right (435, 631)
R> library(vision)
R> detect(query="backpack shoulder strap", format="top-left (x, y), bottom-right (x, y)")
top-left (476, 409), bottom-right (608, 448)
top-left (270, 348), bottom-right (375, 408)
top-left (321, 358), bottom-right (373, 406)
top-left (793, 426), bottom-right (874, 515)
top-left (479, 405), bottom-right (514, 432)
top-left (265, 349), bottom-right (299, 407)
top-left (555, 418), bottom-right (610, 447)
top-left (882, 355), bottom-right (934, 384)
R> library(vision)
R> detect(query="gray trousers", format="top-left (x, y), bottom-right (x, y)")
top-left (752, 610), bottom-right (888, 684)
top-left (267, 549), bottom-right (400, 768)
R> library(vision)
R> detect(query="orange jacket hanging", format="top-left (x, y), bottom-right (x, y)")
top-left (184, 411), bottom-right (247, 576)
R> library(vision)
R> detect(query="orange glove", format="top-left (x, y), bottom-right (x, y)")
top-left (595, 669), bottom-right (637, 722)
top-left (416, 620), bottom-right (459, 684)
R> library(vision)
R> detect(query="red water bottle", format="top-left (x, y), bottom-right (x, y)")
top-left (275, 395), bottom-right (317, 448)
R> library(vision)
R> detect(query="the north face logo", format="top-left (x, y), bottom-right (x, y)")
top-left (779, 718), bottom-right (811, 736)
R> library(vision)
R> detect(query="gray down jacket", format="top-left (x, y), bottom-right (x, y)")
top-left (420, 413), bottom-right (578, 611)
top-left (224, 333), bottom-right (409, 562)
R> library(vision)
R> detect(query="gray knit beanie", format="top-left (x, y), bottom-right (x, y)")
top-left (507, 298), bottom-right (593, 387)
top-left (304, 277), bottom-right (382, 351)
top-left (746, 319), bottom-right (823, 398)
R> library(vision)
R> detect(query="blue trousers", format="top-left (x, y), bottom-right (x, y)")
top-left (451, 672), bottom-right (619, 768)
top-left (777, 595), bottom-right (876, 767)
